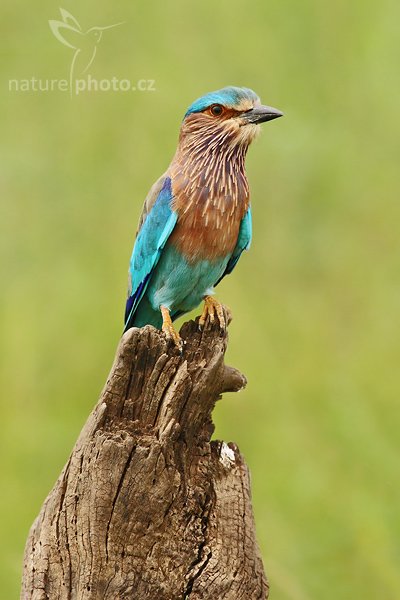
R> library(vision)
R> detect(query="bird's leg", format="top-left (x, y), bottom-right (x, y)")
top-left (199, 295), bottom-right (226, 330)
top-left (160, 305), bottom-right (182, 348)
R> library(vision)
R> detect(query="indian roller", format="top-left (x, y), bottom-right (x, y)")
top-left (124, 86), bottom-right (283, 346)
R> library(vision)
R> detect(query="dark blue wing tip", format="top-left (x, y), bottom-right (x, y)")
top-left (124, 295), bottom-right (135, 324)
top-left (124, 273), bottom-right (151, 326)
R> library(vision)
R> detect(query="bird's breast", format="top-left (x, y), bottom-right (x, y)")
top-left (169, 189), bottom-right (247, 263)
top-left (169, 146), bottom-right (250, 262)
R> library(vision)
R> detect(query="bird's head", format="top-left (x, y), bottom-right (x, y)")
top-left (86, 22), bottom-right (124, 45)
top-left (179, 86), bottom-right (283, 152)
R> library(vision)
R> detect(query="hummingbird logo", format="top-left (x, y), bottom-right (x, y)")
top-left (49, 9), bottom-right (123, 94)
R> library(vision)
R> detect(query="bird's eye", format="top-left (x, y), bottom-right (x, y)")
top-left (210, 104), bottom-right (224, 117)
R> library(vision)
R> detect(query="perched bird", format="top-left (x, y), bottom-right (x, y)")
top-left (124, 86), bottom-right (282, 345)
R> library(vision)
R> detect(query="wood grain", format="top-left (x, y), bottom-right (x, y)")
top-left (21, 309), bottom-right (268, 599)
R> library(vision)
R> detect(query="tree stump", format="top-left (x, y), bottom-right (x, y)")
top-left (21, 309), bottom-right (268, 599)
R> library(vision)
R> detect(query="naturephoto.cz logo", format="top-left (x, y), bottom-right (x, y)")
top-left (8, 8), bottom-right (156, 96)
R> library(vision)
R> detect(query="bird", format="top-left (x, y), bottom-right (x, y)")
top-left (124, 86), bottom-right (283, 346)
top-left (49, 9), bottom-right (123, 92)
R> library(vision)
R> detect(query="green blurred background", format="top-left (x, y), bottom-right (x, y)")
top-left (1, 0), bottom-right (399, 597)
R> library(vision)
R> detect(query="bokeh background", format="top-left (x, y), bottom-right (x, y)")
top-left (1, 1), bottom-right (399, 597)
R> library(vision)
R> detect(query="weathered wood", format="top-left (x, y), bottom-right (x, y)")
top-left (21, 309), bottom-right (268, 599)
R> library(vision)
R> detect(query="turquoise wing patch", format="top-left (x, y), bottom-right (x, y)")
top-left (215, 206), bottom-right (252, 285)
top-left (124, 176), bottom-right (177, 330)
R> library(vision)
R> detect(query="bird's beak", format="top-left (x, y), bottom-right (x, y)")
top-left (99, 21), bottom-right (125, 31)
top-left (240, 105), bottom-right (284, 125)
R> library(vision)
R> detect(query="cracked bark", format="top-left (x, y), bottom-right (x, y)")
top-left (21, 308), bottom-right (269, 599)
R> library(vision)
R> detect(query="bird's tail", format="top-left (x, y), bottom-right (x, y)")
top-left (124, 295), bottom-right (162, 332)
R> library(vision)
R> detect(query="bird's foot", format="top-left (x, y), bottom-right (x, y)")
top-left (160, 305), bottom-right (182, 349)
top-left (199, 295), bottom-right (226, 331)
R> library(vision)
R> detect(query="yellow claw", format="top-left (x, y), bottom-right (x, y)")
top-left (199, 295), bottom-right (226, 330)
top-left (161, 305), bottom-right (182, 348)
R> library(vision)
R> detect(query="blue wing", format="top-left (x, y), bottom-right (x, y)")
top-left (124, 176), bottom-right (177, 331)
top-left (215, 206), bottom-right (252, 286)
